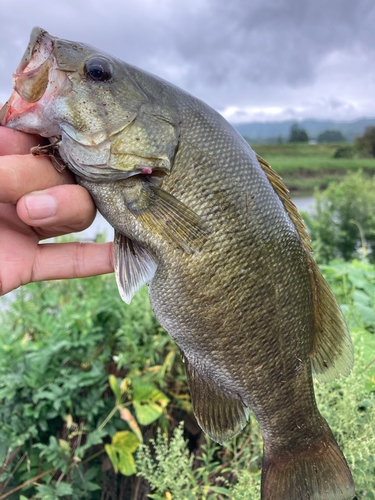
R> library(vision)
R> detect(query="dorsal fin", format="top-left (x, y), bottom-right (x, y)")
top-left (256, 154), bottom-right (313, 252)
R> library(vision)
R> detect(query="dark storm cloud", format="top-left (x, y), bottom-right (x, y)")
top-left (1, 0), bottom-right (374, 121)
top-left (165, 0), bottom-right (375, 102)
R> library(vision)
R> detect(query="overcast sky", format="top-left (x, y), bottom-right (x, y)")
top-left (1, 0), bottom-right (374, 124)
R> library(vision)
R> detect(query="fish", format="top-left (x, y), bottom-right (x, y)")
top-left (0, 27), bottom-right (356, 500)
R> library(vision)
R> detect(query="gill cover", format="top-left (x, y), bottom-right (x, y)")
top-left (50, 31), bottom-right (181, 179)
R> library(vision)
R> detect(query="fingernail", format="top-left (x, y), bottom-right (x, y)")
top-left (25, 193), bottom-right (56, 220)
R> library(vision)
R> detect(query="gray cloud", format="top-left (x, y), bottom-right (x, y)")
top-left (1, 0), bottom-right (374, 122)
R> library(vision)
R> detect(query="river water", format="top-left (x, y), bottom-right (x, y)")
top-left (293, 195), bottom-right (315, 214)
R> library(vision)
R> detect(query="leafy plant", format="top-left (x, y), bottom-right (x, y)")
top-left (105, 431), bottom-right (139, 476)
top-left (0, 260), bottom-right (374, 499)
top-left (0, 277), bottom-right (181, 498)
top-left (136, 423), bottom-right (234, 500)
top-left (302, 171), bottom-right (375, 263)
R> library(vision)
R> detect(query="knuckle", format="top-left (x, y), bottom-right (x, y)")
top-left (31, 251), bottom-right (42, 284)
top-left (61, 187), bottom-right (95, 230)
top-left (72, 242), bottom-right (86, 279)
top-left (73, 212), bottom-right (92, 230)
top-left (2, 164), bottom-right (21, 203)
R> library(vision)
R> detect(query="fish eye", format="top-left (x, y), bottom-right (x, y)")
top-left (84, 57), bottom-right (112, 82)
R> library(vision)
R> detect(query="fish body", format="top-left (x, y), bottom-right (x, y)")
top-left (0, 28), bottom-right (355, 499)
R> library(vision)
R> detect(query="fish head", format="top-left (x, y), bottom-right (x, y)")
top-left (0, 28), bottom-right (179, 179)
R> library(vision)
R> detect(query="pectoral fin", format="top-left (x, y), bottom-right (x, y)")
top-left (114, 230), bottom-right (157, 304)
top-left (125, 180), bottom-right (210, 254)
top-left (184, 357), bottom-right (249, 444)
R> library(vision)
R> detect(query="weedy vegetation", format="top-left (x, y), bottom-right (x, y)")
top-left (302, 171), bottom-right (375, 264)
top-left (1, 175), bottom-right (375, 499)
top-left (0, 258), bottom-right (374, 499)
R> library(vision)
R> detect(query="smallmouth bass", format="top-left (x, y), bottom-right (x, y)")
top-left (0, 28), bottom-right (355, 500)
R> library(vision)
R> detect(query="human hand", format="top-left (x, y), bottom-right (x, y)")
top-left (0, 124), bottom-right (114, 296)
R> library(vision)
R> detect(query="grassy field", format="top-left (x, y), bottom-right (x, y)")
top-left (250, 142), bottom-right (375, 194)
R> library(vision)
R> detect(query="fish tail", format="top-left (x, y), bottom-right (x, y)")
top-left (261, 427), bottom-right (355, 500)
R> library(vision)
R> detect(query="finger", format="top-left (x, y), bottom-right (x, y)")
top-left (0, 240), bottom-right (114, 296)
top-left (0, 154), bottom-right (74, 204)
top-left (17, 184), bottom-right (97, 237)
top-left (32, 241), bottom-right (114, 282)
top-left (0, 126), bottom-right (45, 155)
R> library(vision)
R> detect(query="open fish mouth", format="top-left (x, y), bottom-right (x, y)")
top-left (0, 27), bottom-right (69, 131)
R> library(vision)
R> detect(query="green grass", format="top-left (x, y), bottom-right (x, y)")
top-left (250, 143), bottom-right (375, 193)
top-left (253, 143), bottom-right (340, 158)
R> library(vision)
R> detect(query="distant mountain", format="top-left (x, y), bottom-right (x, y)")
top-left (232, 118), bottom-right (375, 143)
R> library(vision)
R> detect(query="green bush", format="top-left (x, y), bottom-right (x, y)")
top-left (136, 421), bottom-right (262, 500)
top-left (355, 126), bottom-right (375, 158)
top-left (333, 144), bottom-right (354, 159)
top-left (302, 171), bottom-right (375, 263)
top-left (0, 260), bottom-right (374, 499)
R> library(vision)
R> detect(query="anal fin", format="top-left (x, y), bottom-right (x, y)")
top-left (307, 253), bottom-right (354, 382)
top-left (114, 230), bottom-right (157, 304)
top-left (184, 357), bottom-right (248, 444)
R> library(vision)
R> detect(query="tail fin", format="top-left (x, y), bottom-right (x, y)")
top-left (261, 429), bottom-right (355, 500)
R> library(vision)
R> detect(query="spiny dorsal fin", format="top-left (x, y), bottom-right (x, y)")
top-left (256, 154), bottom-right (313, 252)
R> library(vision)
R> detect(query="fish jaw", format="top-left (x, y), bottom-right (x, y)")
top-left (0, 27), bottom-right (70, 137)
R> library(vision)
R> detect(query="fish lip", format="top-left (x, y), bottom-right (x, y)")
top-left (16, 27), bottom-right (55, 76)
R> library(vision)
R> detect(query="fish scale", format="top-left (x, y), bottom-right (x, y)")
top-left (152, 112), bottom-right (315, 426)
top-left (1, 27), bottom-right (355, 499)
